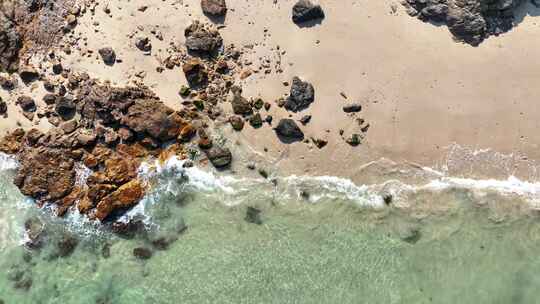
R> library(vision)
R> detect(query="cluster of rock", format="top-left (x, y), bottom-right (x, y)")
top-left (0, 0), bottom-right (80, 73)
top-left (402, 0), bottom-right (526, 45)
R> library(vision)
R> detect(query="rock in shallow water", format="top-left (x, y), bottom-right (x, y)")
top-left (133, 247), bottom-right (153, 260)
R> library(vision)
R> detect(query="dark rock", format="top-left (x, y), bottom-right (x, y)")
top-left (43, 93), bottom-right (57, 105)
top-left (299, 115), bottom-right (312, 125)
top-left (292, 0), bottom-right (325, 24)
top-left (403, 0), bottom-right (526, 46)
top-left (133, 247), bottom-right (153, 260)
top-left (285, 76), bottom-right (315, 112)
top-left (52, 62), bottom-right (63, 74)
top-left (206, 147), bottom-right (232, 168)
top-left (98, 47), bottom-right (116, 65)
top-left (311, 137), bottom-right (328, 149)
top-left (60, 120), bottom-right (78, 134)
top-left (0, 75), bottom-right (16, 90)
top-left (19, 66), bottom-right (40, 83)
top-left (346, 133), bottom-right (362, 146)
top-left (135, 37), bottom-right (152, 53)
top-left (55, 96), bottom-right (76, 120)
top-left (201, 0), bottom-right (227, 16)
top-left (245, 206), bottom-right (262, 225)
top-left (111, 219), bottom-right (147, 239)
top-left (249, 113), bottom-right (263, 128)
top-left (274, 119), bottom-right (304, 142)
top-left (0, 98), bottom-right (7, 115)
top-left (265, 115), bottom-right (273, 125)
top-left (53, 233), bottom-right (78, 258)
top-left (16, 96), bottom-right (36, 112)
top-left (401, 228), bottom-right (422, 244)
top-left (184, 21), bottom-right (223, 55)
top-left (343, 103), bottom-right (362, 113)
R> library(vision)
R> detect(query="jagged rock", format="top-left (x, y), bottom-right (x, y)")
top-left (0, 0), bottom-right (22, 72)
top-left (311, 137), bottom-right (328, 149)
top-left (182, 58), bottom-right (208, 87)
top-left (201, 0), bottom-right (227, 16)
top-left (0, 128), bottom-right (25, 154)
top-left (249, 113), bottom-right (263, 128)
top-left (206, 147), bottom-right (232, 168)
top-left (299, 115), bottom-right (312, 125)
top-left (184, 21), bottom-right (223, 55)
top-left (343, 103), bottom-right (362, 113)
top-left (285, 76), bottom-right (315, 112)
top-left (95, 180), bottom-right (145, 221)
top-left (122, 100), bottom-right (184, 141)
top-left (104, 155), bottom-right (140, 185)
top-left (403, 0), bottom-right (526, 46)
top-left (274, 119), bottom-right (304, 141)
top-left (76, 129), bottom-right (97, 146)
top-left (25, 128), bottom-right (43, 146)
top-left (13, 147), bottom-right (75, 201)
top-left (292, 0), bottom-right (325, 24)
top-left (98, 47), bottom-right (116, 65)
top-left (60, 120), bottom-right (78, 134)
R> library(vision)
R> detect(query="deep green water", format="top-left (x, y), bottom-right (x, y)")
top-left (1, 156), bottom-right (540, 304)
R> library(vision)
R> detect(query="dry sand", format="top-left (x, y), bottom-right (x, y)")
top-left (2, 0), bottom-right (540, 182)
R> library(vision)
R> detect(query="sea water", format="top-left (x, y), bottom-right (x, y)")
top-left (1, 153), bottom-right (540, 303)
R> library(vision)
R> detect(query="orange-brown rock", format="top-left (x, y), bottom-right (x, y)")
top-left (95, 180), bottom-right (145, 221)
top-left (104, 155), bottom-right (140, 185)
top-left (77, 194), bottom-right (95, 214)
top-left (57, 187), bottom-right (83, 216)
top-left (178, 124), bottom-right (195, 142)
top-left (0, 128), bottom-right (26, 154)
top-left (13, 147), bottom-right (75, 201)
top-left (116, 143), bottom-right (148, 159)
top-left (82, 153), bottom-right (98, 169)
top-left (87, 183), bottom-right (117, 202)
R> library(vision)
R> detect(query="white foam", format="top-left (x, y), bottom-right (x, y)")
top-left (0, 152), bottom-right (18, 171)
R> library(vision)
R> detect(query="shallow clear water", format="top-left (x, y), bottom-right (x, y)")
top-left (2, 155), bottom-right (540, 303)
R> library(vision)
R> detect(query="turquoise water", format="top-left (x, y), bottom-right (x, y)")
top-left (1, 156), bottom-right (540, 303)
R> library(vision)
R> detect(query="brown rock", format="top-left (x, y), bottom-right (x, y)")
top-left (57, 187), bottom-right (82, 216)
top-left (122, 99), bottom-right (180, 141)
top-left (229, 115), bottom-right (244, 131)
top-left (182, 58), bottom-right (208, 87)
top-left (0, 128), bottom-right (25, 154)
top-left (95, 180), bottom-right (145, 221)
top-left (201, 0), bottom-right (227, 16)
top-left (104, 155), bottom-right (140, 185)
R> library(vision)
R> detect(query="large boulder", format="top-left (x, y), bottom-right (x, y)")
top-left (292, 0), bottom-right (325, 24)
top-left (403, 0), bottom-right (525, 46)
top-left (206, 147), bottom-right (232, 168)
top-left (284, 77), bottom-right (315, 112)
top-left (13, 147), bottom-right (76, 202)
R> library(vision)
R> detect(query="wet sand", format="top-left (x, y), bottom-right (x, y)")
top-left (2, 0), bottom-right (540, 181)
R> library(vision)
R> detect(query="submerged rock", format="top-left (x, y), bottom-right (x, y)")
top-left (292, 0), bottom-right (325, 24)
top-left (24, 217), bottom-right (47, 249)
top-left (285, 77), bottom-right (315, 112)
top-left (133, 247), bottom-right (153, 260)
top-left (245, 206), bottom-right (262, 225)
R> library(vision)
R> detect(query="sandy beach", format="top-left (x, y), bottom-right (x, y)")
top-left (2, 0), bottom-right (540, 183)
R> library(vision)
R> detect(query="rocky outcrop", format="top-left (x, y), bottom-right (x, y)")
top-left (0, 2), bottom-right (22, 72)
top-left (95, 180), bottom-right (145, 221)
top-left (403, 0), bottom-right (526, 46)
